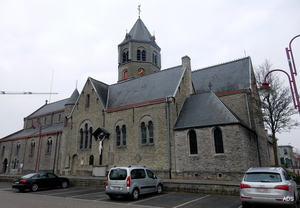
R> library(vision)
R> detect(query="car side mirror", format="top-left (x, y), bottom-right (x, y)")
top-left (290, 175), bottom-right (297, 180)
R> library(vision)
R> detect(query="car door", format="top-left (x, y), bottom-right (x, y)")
top-left (36, 173), bottom-right (50, 188)
top-left (146, 169), bottom-right (158, 193)
top-left (131, 169), bottom-right (148, 194)
top-left (47, 173), bottom-right (60, 187)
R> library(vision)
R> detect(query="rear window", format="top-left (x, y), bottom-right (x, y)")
top-left (244, 172), bottom-right (282, 182)
top-left (109, 169), bottom-right (127, 180)
top-left (22, 173), bottom-right (37, 179)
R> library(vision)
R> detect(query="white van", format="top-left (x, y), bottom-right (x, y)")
top-left (105, 166), bottom-right (163, 200)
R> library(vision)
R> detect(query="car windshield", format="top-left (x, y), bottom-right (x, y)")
top-left (22, 173), bottom-right (37, 179)
top-left (109, 169), bottom-right (127, 180)
top-left (244, 172), bottom-right (282, 182)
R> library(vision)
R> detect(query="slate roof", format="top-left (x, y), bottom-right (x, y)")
top-left (174, 91), bottom-right (240, 130)
top-left (1, 123), bottom-right (63, 141)
top-left (65, 89), bottom-right (79, 105)
top-left (119, 18), bottom-right (159, 48)
top-left (106, 66), bottom-right (185, 111)
top-left (192, 57), bottom-right (251, 94)
top-left (89, 77), bottom-right (109, 109)
top-left (27, 99), bottom-right (68, 118)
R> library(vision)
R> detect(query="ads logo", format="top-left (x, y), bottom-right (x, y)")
top-left (283, 196), bottom-right (294, 201)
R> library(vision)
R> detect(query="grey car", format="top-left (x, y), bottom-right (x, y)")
top-left (240, 167), bottom-right (299, 208)
top-left (105, 166), bottom-right (163, 200)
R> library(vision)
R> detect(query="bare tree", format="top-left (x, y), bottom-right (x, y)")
top-left (255, 59), bottom-right (299, 166)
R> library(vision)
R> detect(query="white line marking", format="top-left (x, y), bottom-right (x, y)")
top-left (128, 193), bottom-right (174, 205)
top-left (172, 195), bottom-right (210, 208)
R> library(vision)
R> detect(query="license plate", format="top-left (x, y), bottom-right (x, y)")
top-left (113, 187), bottom-right (121, 190)
top-left (14, 182), bottom-right (19, 184)
top-left (256, 188), bottom-right (269, 193)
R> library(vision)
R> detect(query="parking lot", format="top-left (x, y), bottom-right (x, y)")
top-left (0, 182), bottom-right (298, 208)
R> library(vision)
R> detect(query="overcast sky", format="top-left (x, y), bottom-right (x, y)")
top-left (1, 0), bottom-right (300, 150)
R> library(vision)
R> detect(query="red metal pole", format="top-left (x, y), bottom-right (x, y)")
top-left (33, 121), bottom-right (42, 172)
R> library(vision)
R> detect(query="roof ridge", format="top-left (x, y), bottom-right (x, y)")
top-left (193, 56), bottom-right (250, 72)
top-left (109, 65), bottom-right (184, 87)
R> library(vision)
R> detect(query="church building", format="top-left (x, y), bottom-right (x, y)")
top-left (0, 16), bottom-right (274, 181)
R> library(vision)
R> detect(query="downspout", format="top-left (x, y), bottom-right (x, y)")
top-left (52, 132), bottom-right (59, 173)
top-left (255, 133), bottom-right (262, 167)
top-left (244, 88), bottom-right (252, 129)
top-left (166, 96), bottom-right (173, 179)
top-left (245, 88), bottom-right (262, 166)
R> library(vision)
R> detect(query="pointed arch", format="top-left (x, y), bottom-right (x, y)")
top-left (214, 127), bottom-right (224, 153)
top-left (188, 130), bottom-right (198, 154)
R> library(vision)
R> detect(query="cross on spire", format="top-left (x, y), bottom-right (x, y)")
top-left (138, 4), bottom-right (141, 18)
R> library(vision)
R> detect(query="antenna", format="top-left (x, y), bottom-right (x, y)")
top-left (49, 69), bottom-right (54, 103)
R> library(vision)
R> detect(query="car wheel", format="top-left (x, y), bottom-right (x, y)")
top-left (157, 184), bottom-right (163, 194)
top-left (30, 183), bottom-right (39, 192)
top-left (61, 181), bottom-right (68, 189)
top-left (131, 188), bottom-right (139, 200)
top-left (241, 202), bottom-right (251, 208)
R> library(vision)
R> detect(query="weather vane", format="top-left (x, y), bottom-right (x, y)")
top-left (138, 4), bottom-right (141, 18)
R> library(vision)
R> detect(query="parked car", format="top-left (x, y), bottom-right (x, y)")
top-left (240, 167), bottom-right (299, 208)
top-left (106, 166), bottom-right (163, 200)
top-left (12, 172), bottom-right (70, 192)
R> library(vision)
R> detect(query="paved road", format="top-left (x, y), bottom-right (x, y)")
top-left (0, 182), bottom-right (297, 208)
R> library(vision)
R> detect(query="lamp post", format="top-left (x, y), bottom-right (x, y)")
top-left (31, 120), bottom-right (42, 172)
top-left (259, 35), bottom-right (300, 166)
top-left (260, 34), bottom-right (300, 114)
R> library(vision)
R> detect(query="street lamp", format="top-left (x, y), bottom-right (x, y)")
top-left (260, 35), bottom-right (300, 114)
top-left (31, 120), bottom-right (42, 172)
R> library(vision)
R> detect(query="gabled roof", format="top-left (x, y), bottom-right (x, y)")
top-left (174, 91), bottom-right (240, 130)
top-left (192, 57), bottom-right (252, 94)
top-left (27, 99), bottom-right (68, 119)
top-left (106, 66), bottom-right (185, 111)
top-left (89, 77), bottom-right (109, 109)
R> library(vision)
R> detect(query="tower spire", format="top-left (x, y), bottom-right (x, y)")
top-left (138, 4), bottom-right (141, 19)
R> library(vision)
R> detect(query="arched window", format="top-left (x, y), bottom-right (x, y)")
top-left (137, 50), bottom-right (141, 60)
top-left (116, 125), bottom-right (127, 147)
top-left (214, 128), bottom-right (224, 153)
top-left (80, 129), bottom-right (84, 149)
top-left (189, 130), bottom-right (198, 154)
top-left (122, 125), bottom-right (127, 146)
top-left (79, 123), bottom-right (93, 150)
top-left (141, 122), bottom-right (147, 144)
top-left (16, 143), bottom-right (21, 156)
top-left (46, 138), bottom-right (52, 154)
top-left (122, 51), bottom-right (128, 63)
top-left (123, 70), bottom-right (128, 79)
top-left (116, 126), bottom-right (121, 146)
top-left (30, 141), bottom-right (35, 155)
top-left (142, 50), bottom-right (146, 61)
top-left (85, 94), bottom-right (90, 108)
top-left (148, 121), bottom-right (154, 143)
top-left (140, 120), bottom-right (154, 145)
top-left (89, 127), bottom-right (93, 149)
top-left (123, 52), bottom-right (126, 63)
top-left (152, 52), bottom-right (157, 65)
top-left (84, 124), bottom-right (88, 149)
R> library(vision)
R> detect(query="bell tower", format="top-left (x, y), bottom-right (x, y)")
top-left (117, 9), bottom-right (161, 82)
